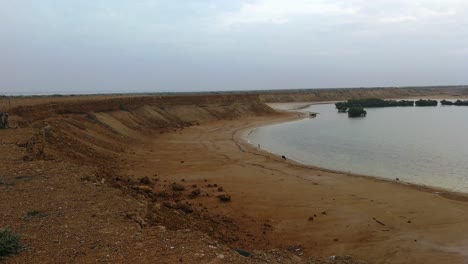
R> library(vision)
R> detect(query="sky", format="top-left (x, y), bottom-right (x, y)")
top-left (1, 0), bottom-right (468, 95)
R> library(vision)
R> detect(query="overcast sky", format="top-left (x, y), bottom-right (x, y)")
top-left (1, 0), bottom-right (467, 95)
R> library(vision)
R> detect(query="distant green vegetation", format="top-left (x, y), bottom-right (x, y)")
top-left (335, 98), bottom-right (414, 111)
top-left (337, 107), bottom-right (347, 113)
top-left (347, 107), bottom-right (367, 117)
top-left (441, 99), bottom-right (468, 106)
top-left (415, 99), bottom-right (438, 106)
top-left (119, 103), bottom-right (130, 111)
top-left (333, 98), bottom-right (452, 117)
top-left (335, 98), bottom-right (414, 116)
top-left (0, 230), bottom-right (21, 257)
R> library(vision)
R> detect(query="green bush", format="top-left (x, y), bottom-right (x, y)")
top-left (454, 100), bottom-right (468, 106)
top-left (335, 102), bottom-right (348, 112)
top-left (119, 103), bottom-right (130, 112)
top-left (441, 99), bottom-right (453, 105)
top-left (348, 107), bottom-right (367, 117)
top-left (415, 99), bottom-right (438, 106)
top-left (0, 230), bottom-right (21, 257)
top-left (442, 99), bottom-right (468, 106)
top-left (26, 211), bottom-right (40, 217)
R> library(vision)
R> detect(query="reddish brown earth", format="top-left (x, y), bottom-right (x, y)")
top-left (2, 91), bottom-right (468, 263)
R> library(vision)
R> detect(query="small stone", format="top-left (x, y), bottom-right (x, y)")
top-left (172, 183), bottom-right (185, 191)
top-left (81, 175), bottom-right (97, 182)
top-left (308, 216), bottom-right (314, 221)
top-left (217, 194), bottom-right (231, 202)
top-left (22, 155), bottom-right (34, 162)
top-left (140, 176), bottom-right (152, 185)
top-left (189, 188), bottom-right (201, 198)
top-left (179, 204), bottom-right (193, 214)
top-left (157, 190), bottom-right (170, 198)
top-left (125, 213), bottom-right (146, 228)
top-left (163, 201), bottom-right (179, 209)
top-left (135, 185), bottom-right (153, 193)
top-left (217, 187), bottom-right (224, 192)
top-left (235, 249), bottom-right (251, 257)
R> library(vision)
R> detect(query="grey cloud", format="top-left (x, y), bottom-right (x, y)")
top-left (0, 0), bottom-right (467, 95)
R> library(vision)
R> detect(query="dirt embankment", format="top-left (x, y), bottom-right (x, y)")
top-left (259, 86), bottom-right (468, 102)
top-left (10, 94), bottom-right (275, 122)
top-left (9, 94), bottom-right (275, 162)
top-left (4, 94), bottom-right (327, 264)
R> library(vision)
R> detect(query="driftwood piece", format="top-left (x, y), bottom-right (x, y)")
top-left (373, 217), bottom-right (386, 226)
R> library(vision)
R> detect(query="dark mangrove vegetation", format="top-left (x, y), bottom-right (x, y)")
top-left (334, 98), bottom-right (467, 117)
top-left (441, 99), bottom-right (468, 106)
top-left (347, 107), bottom-right (367, 117)
top-left (415, 99), bottom-right (438, 106)
top-left (335, 98), bottom-right (414, 113)
top-left (334, 98), bottom-right (447, 117)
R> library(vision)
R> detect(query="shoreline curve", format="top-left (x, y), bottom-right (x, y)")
top-left (234, 111), bottom-right (468, 203)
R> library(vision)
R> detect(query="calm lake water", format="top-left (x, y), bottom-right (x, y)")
top-left (248, 102), bottom-right (468, 193)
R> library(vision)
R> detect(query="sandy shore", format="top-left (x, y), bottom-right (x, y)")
top-left (245, 103), bottom-right (468, 199)
top-left (4, 93), bottom-right (468, 263)
top-left (121, 112), bottom-right (468, 264)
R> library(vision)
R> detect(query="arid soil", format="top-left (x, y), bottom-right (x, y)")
top-left (257, 86), bottom-right (468, 102)
top-left (2, 89), bottom-right (468, 263)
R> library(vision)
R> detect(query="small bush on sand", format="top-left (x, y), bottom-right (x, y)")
top-left (119, 103), bottom-right (130, 112)
top-left (0, 229), bottom-right (21, 257)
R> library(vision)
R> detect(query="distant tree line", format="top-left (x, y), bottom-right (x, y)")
top-left (414, 99), bottom-right (438, 106)
top-left (335, 98), bottom-right (414, 110)
top-left (440, 99), bottom-right (468, 106)
top-left (334, 98), bottom-right (446, 118)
